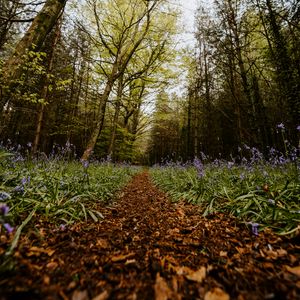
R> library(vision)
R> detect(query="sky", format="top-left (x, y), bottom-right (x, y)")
top-left (175, 0), bottom-right (214, 47)
top-left (179, 0), bottom-right (198, 30)
top-left (176, 0), bottom-right (199, 47)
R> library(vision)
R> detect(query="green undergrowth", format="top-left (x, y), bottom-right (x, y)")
top-left (150, 163), bottom-right (300, 235)
top-left (0, 154), bottom-right (139, 256)
top-left (1, 158), bottom-right (139, 224)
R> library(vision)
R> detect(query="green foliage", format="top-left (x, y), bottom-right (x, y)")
top-left (151, 162), bottom-right (300, 235)
top-left (0, 154), bottom-right (139, 252)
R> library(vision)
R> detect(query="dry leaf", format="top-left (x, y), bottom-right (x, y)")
top-left (236, 247), bottom-right (246, 255)
top-left (277, 249), bottom-right (287, 257)
top-left (72, 290), bottom-right (89, 300)
top-left (43, 275), bottom-right (50, 285)
top-left (46, 261), bottom-right (58, 270)
top-left (185, 267), bottom-right (206, 283)
top-left (204, 288), bottom-right (230, 300)
top-left (111, 252), bottom-right (135, 262)
top-left (28, 246), bottom-right (55, 257)
top-left (96, 239), bottom-right (109, 249)
top-left (175, 266), bottom-right (193, 276)
top-left (286, 266), bottom-right (300, 277)
top-left (167, 228), bottom-right (180, 235)
top-left (92, 290), bottom-right (109, 300)
top-left (220, 251), bottom-right (227, 257)
top-left (154, 273), bottom-right (172, 300)
top-left (125, 259), bottom-right (136, 265)
top-left (68, 281), bottom-right (77, 290)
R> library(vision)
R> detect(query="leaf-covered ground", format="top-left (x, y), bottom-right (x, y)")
top-left (0, 172), bottom-right (299, 299)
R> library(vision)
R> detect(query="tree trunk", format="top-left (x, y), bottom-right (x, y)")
top-left (32, 21), bottom-right (61, 154)
top-left (0, 0), bottom-right (67, 113)
top-left (81, 66), bottom-right (118, 161)
top-left (108, 74), bottom-right (124, 157)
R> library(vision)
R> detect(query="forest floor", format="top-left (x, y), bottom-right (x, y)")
top-left (0, 171), bottom-right (300, 300)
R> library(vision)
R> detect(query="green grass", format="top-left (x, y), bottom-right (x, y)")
top-left (150, 162), bottom-right (300, 235)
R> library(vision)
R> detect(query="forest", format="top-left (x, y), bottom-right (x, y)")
top-left (0, 0), bottom-right (298, 163)
top-left (0, 0), bottom-right (300, 299)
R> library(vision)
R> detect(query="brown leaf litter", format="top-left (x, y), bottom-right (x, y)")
top-left (0, 171), bottom-right (299, 299)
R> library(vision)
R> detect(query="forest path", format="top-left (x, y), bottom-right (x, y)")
top-left (1, 171), bottom-right (299, 300)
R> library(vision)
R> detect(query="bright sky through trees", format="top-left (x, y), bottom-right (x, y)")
top-left (176, 0), bottom-right (198, 46)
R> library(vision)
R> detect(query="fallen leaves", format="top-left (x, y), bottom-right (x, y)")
top-left (1, 172), bottom-right (299, 300)
top-left (96, 238), bottom-right (110, 249)
top-left (174, 265), bottom-right (207, 283)
top-left (46, 261), bottom-right (58, 271)
top-left (204, 288), bottom-right (230, 300)
top-left (154, 273), bottom-right (173, 300)
top-left (27, 246), bottom-right (55, 257)
top-left (92, 290), bottom-right (109, 300)
top-left (72, 290), bottom-right (89, 300)
top-left (185, 267), bottom-right (206, 283)
top-left (111, 252), bottom-right (135, 262)
top-left (286, 266), bottom-right (300, 277)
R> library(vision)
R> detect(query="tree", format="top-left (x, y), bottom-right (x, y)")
top-left (80, 0), bottom-right (175, 160)
top-left (0, 0), bottom-right (67, 113)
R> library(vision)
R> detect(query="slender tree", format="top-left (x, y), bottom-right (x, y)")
top-left (0, 0), bottom-right (67, 113)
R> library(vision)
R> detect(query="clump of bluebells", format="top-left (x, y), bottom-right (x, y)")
top-left (0, 201), bottom-right (14, 234)
top-left (151, 124), bottom-right (300, 235)
top-left (193, 157), bottom-right (204, 178)
top-left (0, 141), bottom-right (139, 254)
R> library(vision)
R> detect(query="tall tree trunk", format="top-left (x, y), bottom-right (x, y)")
top-left (108, 74), bottom-right (124, 157)
top-left (32, 21), bottom-right (61, 154)
top-left (0, 0), bottom-right (67, 113)
top-left (81, 62), bottom-right (119, 161)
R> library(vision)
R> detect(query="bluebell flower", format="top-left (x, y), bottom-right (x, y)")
top-left (193, 157), bottom-right (204, 178)
top-left (227, 162), bottom-right (235, 169)
top-left (59, 224), bottom-right (67, 231)
top-left (0, 192), bottom-right (10, 201)
top-left (251, 223), bottom-right (259, 236)
top-left (21, 176), bottom-right (30, 185)
top-left (268, 199), bottom-right (275, 205)
top-left (277, 123), bottom-right (285, 130)
top-left (296, 125), bottom-right (300, 132)
top-left (81, 160), bottom-right (89, 169)
top-left (0, 203), bottom-right (9, 215)
top-left (3, 223), bottom-right (14, 233)
top-left (13, 185), bottom-right (25, 194)
top-left (239, 173), bottom-right (245, 180)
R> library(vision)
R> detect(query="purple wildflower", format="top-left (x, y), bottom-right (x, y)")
top-left (193, 157), bottom-right (204, 178)
top-left (268, 199), bottom-right (275, 205)
top-left (0, 203), bottom-right (9, 215)
top-left (59, 224), bottom-right (67, 231)
top-left (0, 192), bottom-right (10, 201)
top-left (13, 185), bottom-right (25, 194)
top-left (251, 223), bottom-right (259, 236)
top-left (81, 160), bottom-right (89, 169)
top-left (297, 125), bottom-right (300, 132)
top-left (21, 176), bottom-right (30, 185)
top-left (277, 123), bottom-right (285, 130)
top-left (227, 161), bottom-right (235, 169)
top-left (3, 223), bottom-right (14, 233)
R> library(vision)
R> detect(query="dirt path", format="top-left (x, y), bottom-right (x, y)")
top-left (0, 172), bottom-right (299, 299)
